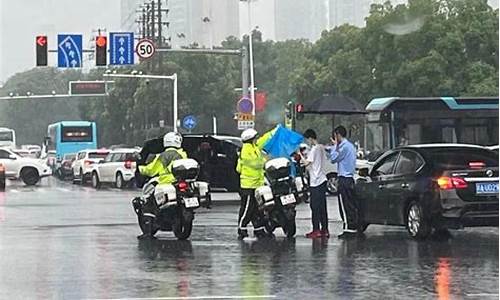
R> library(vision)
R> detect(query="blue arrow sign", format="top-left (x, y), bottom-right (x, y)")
top-left (237, 97), bottom-right (253, 114)
top-left (58, 34), bottom-right (82, 68)
top-left (182, 115), bottom-right (198, 130)
top-left (110, 32), bottom-right (134, 65)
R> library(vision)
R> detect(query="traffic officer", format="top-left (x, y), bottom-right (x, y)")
top-left (236, 128), bottom-right (273, 240)
top-left (137, 132), bottom-right (187, 238)
top-left (329, 125), bottom-right (358, 239)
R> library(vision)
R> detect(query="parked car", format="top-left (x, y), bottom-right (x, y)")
top-left (54, 153), bottom-right (76, 180)
top-left (72, 149), bottom-right (110, 184)
top-left (0, 147), bottom-right (52, 185)
top-left (355, 144), bottom-right (499, 239)
top-left (90, 148), bottom-right (138, 189)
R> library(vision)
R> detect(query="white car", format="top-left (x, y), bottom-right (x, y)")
top-left (0, 147), bottom-right (52, 185)
top-left (72, 149), bottom-right (110, 184)
top-left (89, 149), bottom-right (138, 189)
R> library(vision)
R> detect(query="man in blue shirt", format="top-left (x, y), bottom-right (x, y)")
top-left (329, 125), bottom-right (358, 239)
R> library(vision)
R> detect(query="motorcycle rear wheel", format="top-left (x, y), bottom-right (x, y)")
top-left (174, 209), bottom-right (193, 240)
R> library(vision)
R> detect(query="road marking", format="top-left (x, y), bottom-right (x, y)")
top-left (91, 296), bottom-right (276, 300)
top-left (466, 294), bottom-right (499, 298)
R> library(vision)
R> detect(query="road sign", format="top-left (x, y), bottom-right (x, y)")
top-left (237, 97), bottom-right (253, 114)
top-left (136, 39), bottom-right (156, 60)
top-left (238, 120), bottom-right (255, 130)
top-left (110, 32), bottom-right (134, 65)
top-left (69, 81), bottom-right (107, 96)
top-left (182, 115), bottom-right (197, 130)
top-left (236, 113), bottom-right (254, 121)
top-left (57, 34), bottom-right (82, 68)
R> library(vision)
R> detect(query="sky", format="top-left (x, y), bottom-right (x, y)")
top-left (0, 0), bottom-right (498, 85)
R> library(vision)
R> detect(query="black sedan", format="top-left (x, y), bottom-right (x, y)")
top-left (356, 144), bottom-right (499, 239)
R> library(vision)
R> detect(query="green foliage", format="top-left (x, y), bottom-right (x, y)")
top-left (0, 0), bottom-right (497, 146)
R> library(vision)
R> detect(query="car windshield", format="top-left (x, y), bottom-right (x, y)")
top-left (0, 131), bottom-right (13, 141)
top-left (426, 148), bottom-right (499, 170)
top-left (63, 154), bottom-right (76, 160)
top-left (88, 152), bottom-right (109, 159)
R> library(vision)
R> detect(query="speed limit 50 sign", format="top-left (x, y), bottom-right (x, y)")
top-left (136, 39), bottom-right (156, 60)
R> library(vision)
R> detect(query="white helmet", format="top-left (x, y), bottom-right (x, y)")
top-left (241, 128), bottom-right (258, 142)
top-left (163, 132), bottom-right (183, 148)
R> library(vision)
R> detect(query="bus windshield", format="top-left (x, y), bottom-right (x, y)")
top-left (365, 122), bottom-right (391, 160)
top-left (0, 131), bottom-right (13, 142)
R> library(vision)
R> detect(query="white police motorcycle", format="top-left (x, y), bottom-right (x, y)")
top-left (255, 158), bottom-right (307, 238)
top-left (132, 158), bottom-right (211, 240)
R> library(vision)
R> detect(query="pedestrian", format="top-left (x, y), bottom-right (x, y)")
top-left (329, 125), bottom-right (358, 239)
top-left (302, 129), bottom-right (329, 239)
top-left (235, 128), bottom-right (272, 240)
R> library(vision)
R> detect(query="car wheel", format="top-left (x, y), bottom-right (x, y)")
top-left (358, 223), bottom-right (369, 233)
top-left (79, 168), bottom-right (86, 185)
top-left (91, 172), bottom-right (101, 189)
top-left (406, 201), bottom-right (431, 240)
top-left (115, 172), bottom-right (124, 189)
top-left (20, 167), bottom-right (40, 186)
top-left (326, 176), bottom-right (338, 196)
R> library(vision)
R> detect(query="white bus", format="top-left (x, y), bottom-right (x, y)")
top-left (0, 127), bottom-right (16, 148)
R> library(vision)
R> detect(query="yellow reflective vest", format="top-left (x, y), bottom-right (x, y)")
top-left (236, 129), bottom-right (275, 189)
top-left (139, 147), bottom-right (188, 184)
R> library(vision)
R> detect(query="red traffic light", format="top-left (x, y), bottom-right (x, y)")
top-left (36, 36), bottom-right (47, 47)
top-left (295, 104), bottom-right (305, 113)
top-left (96, 36), bottom-right (107, 47)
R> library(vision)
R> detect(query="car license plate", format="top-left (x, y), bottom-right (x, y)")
top-left (280, 194), bottom-right (296, 205)
top-left (476, 182), bottom-right (499, 194)
top-left (184, 197), bottom-right (199, 208)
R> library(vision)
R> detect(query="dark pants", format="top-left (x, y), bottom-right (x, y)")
top-left (238, 188), bottom-right (265, 234)
top-left (310, 181), bottom-right (328, 231)
top-left (337, 176), bottom-right (358, 232)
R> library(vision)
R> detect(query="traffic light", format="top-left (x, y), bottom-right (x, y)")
top-left (295, 103), bottom-right (305, 120)
top-left (95, 36), bottom-right (107, 66)
top-left (36, 35), bottom-right (48, 66)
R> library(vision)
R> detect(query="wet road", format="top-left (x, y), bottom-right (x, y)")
top-left (0, 178), bottom-right (498, 299)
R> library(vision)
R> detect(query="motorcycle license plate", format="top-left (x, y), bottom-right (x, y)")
top-left (184, 197), bottom-right (199, 208)
top-left (476, 182), bottom-right (499, 194)
top-left (280, 194), bottom-right (296, 205)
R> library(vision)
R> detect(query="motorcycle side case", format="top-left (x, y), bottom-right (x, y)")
top-left (154, 184), bottom-right (177, 206)
top-left (255, 185), bottom-right (274, 207)
top-left (193, 181), bottom-right (209, 197)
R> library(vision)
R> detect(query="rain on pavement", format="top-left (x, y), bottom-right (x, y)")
top-left (0, 178), bottom-right (497, 299)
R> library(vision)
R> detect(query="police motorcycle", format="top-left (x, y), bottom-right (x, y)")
top-left (132, 158), bottom-right (211, 240)
top-left (255, 157), bottom-right (307, 238)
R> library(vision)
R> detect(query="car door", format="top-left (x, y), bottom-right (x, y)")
top-left (359, 152), bottom-right (400, 224)
top-left (0, 149), bottom-right (17, 177)
top-left (73, 152), bottom-right (84, 175)
top-left (386, 150), bottom-right (425, 225)
top-left (109, 153), bottom-right (124, 181)
top-left (100, 153), bottom-right (115, 182)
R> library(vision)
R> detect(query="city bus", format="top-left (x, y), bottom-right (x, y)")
top-left (0, 127), bottom-right (16, 148)
top-left (46, 121), bottom-right (97, 160)
top-left (364, 97), bottom-right (499, 160)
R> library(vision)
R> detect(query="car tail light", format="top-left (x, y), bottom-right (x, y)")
top-left (124, 160), bottom-right (133, 169)
top-left (468, 161), bottom-right (485, 169)
top-left (437, 176), bottom-right (468, 190)
top-left (178, 181), bottom-right (188, 192)
top-left (84, 160), bottom-right (94, 167)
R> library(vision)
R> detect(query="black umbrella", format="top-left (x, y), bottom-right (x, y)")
top-left (303, 94), bottom-right (367, 115)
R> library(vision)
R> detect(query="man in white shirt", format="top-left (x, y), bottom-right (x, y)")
top-left (302, 129), bottom-right (329, 239)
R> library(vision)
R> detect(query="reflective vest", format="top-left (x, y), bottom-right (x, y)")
top-left (236, 129), bottom-right (275, 189)
top-left (139, 147), bottom-right (187, 185)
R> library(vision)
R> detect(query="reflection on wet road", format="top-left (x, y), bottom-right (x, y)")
top-left (0, 178), bottom-right (498, 299)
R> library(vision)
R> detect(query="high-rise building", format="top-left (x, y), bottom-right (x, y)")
top-left (168, 0), bottom-right (239, 48)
